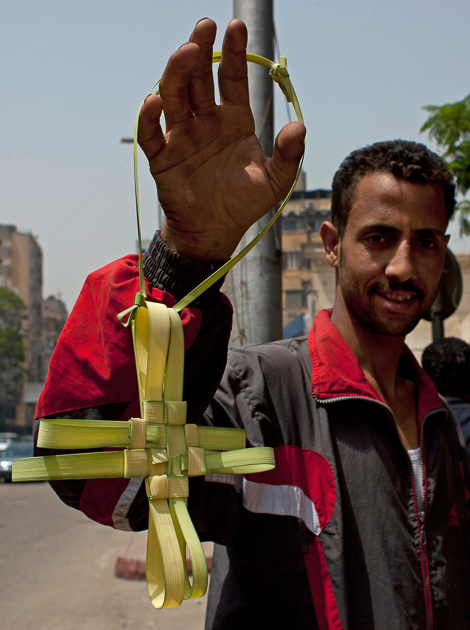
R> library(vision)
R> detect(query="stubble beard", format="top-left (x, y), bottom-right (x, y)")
top-left (343, 285), bottom-right (434, 337)
top-left (338, 252), bottom-right (439, 338)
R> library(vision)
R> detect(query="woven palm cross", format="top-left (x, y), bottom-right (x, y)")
top-left (13, 300), bottom-right (275, 608)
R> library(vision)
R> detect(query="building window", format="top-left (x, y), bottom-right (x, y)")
top-left (283, 251), bottom-right (301, 270)
top-left (285, 290), bottom-right (303, 308)
top-left (283, 219), bottom-right (298, 231)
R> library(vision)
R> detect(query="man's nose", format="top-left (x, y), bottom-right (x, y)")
top-left (385, 240), bottom-right (415, 282)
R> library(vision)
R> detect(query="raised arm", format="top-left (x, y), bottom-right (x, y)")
top-left (138, 18), bottom-right (306, 262)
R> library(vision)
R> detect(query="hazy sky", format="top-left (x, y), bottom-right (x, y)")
top-left (2, 0), bottom-right (470, 311)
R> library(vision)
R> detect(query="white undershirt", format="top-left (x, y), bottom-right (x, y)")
top-left (408, 446), bottom-right (424, 512)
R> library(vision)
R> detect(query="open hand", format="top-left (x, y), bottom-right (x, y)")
top-left (138, 18), bottom-right (305, 261)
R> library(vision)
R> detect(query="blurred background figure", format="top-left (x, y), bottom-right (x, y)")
top-left (422, 337), bottom-right (470, 458)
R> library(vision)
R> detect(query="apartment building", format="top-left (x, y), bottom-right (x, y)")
top-left (0, 224), bottom-right (67, 429)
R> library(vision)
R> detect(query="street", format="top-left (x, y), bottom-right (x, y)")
top-left (0, 481), bottom-right (208, 630)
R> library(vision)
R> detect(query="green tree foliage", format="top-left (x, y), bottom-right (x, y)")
top-left (421, 94), bottom-right (470, 234)
top-left (0, 287), bottom-right (26, 419)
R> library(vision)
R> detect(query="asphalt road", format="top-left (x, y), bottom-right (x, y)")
top-left (0, 481), bottom-right (208, 630)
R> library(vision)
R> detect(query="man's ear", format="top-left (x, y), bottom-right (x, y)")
top-left (320, 221), bottom-right (340, 268)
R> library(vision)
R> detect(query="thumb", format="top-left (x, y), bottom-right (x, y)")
top-left (269, 121), bottom-right (306, 200)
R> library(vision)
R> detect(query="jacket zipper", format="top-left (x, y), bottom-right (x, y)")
top-left (414, 414), bottom-right (432, 630)
top-left (315, 393), bottom-right (443, 630)
top-left (418, 509), bottom-right (432, 629)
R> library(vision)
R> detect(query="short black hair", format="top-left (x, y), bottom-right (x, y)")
top-left (422, 337), bottom-right (470, 397)
top-left (331, 140), bottom-right (456, 237)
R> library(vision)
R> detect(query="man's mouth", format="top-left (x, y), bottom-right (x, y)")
top-left (370, 282), bottom-right (424, 302)
top-left (381, 292), bottom-right (415, 303)
top-left (369, 282), bottom-right (426, 312)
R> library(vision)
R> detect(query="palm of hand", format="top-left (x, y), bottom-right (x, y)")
top-left (150, 103), bottom-right (279, 248)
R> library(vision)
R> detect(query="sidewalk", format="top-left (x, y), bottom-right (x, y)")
top-left (115, 529), bottom-right (214, 580)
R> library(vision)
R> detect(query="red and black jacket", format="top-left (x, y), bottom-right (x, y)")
top-left (36, 232), bottom-right (470, 630)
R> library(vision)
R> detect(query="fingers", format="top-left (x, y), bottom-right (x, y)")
top-left (159, 19), bottom-right (217, 128)
top-left (156, 18), bottom-right (248, 130)
top-left (138, 95), bottom-right (165, 161)
top-left (218, 19), bottom-right (249, 107)
top-left (269, 121), bottom-right (307, 195)
top-left (188, 19), bottom-right (217, 112)
top-left (159, 41), bottom-right (200, 128)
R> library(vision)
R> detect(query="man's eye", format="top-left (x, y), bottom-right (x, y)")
top-left (419, 239), bottom-right (438, 249)
top-left (367, 234), bottom-right (387, 244)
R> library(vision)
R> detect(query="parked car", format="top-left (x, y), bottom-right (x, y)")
top-left (0, 440), bottom-right (34, 482)
top-left (0, 432), bottom-right (19, 452)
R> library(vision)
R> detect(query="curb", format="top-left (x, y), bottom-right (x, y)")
top-left (115, 556), bottom-right (147, 580)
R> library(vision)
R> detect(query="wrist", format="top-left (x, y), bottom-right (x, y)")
top-left (143, 231), bottom-right (228, 301)
top-left (161, 222), bottom-right (240, 262)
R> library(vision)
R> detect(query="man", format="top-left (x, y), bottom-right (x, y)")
top-left (422, 337), bottom-right (470, 458)
top-left (36, 18), bottom-right (470, 629)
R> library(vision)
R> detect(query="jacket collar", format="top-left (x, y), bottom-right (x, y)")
top-left (308, 309), bottom-right (445, 425)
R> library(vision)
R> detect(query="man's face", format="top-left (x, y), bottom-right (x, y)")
top-left (335, 172), bottom-right (449, 337)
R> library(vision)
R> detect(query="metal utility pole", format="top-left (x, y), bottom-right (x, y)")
top-left (227, 0), bottom-right (282, 345)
